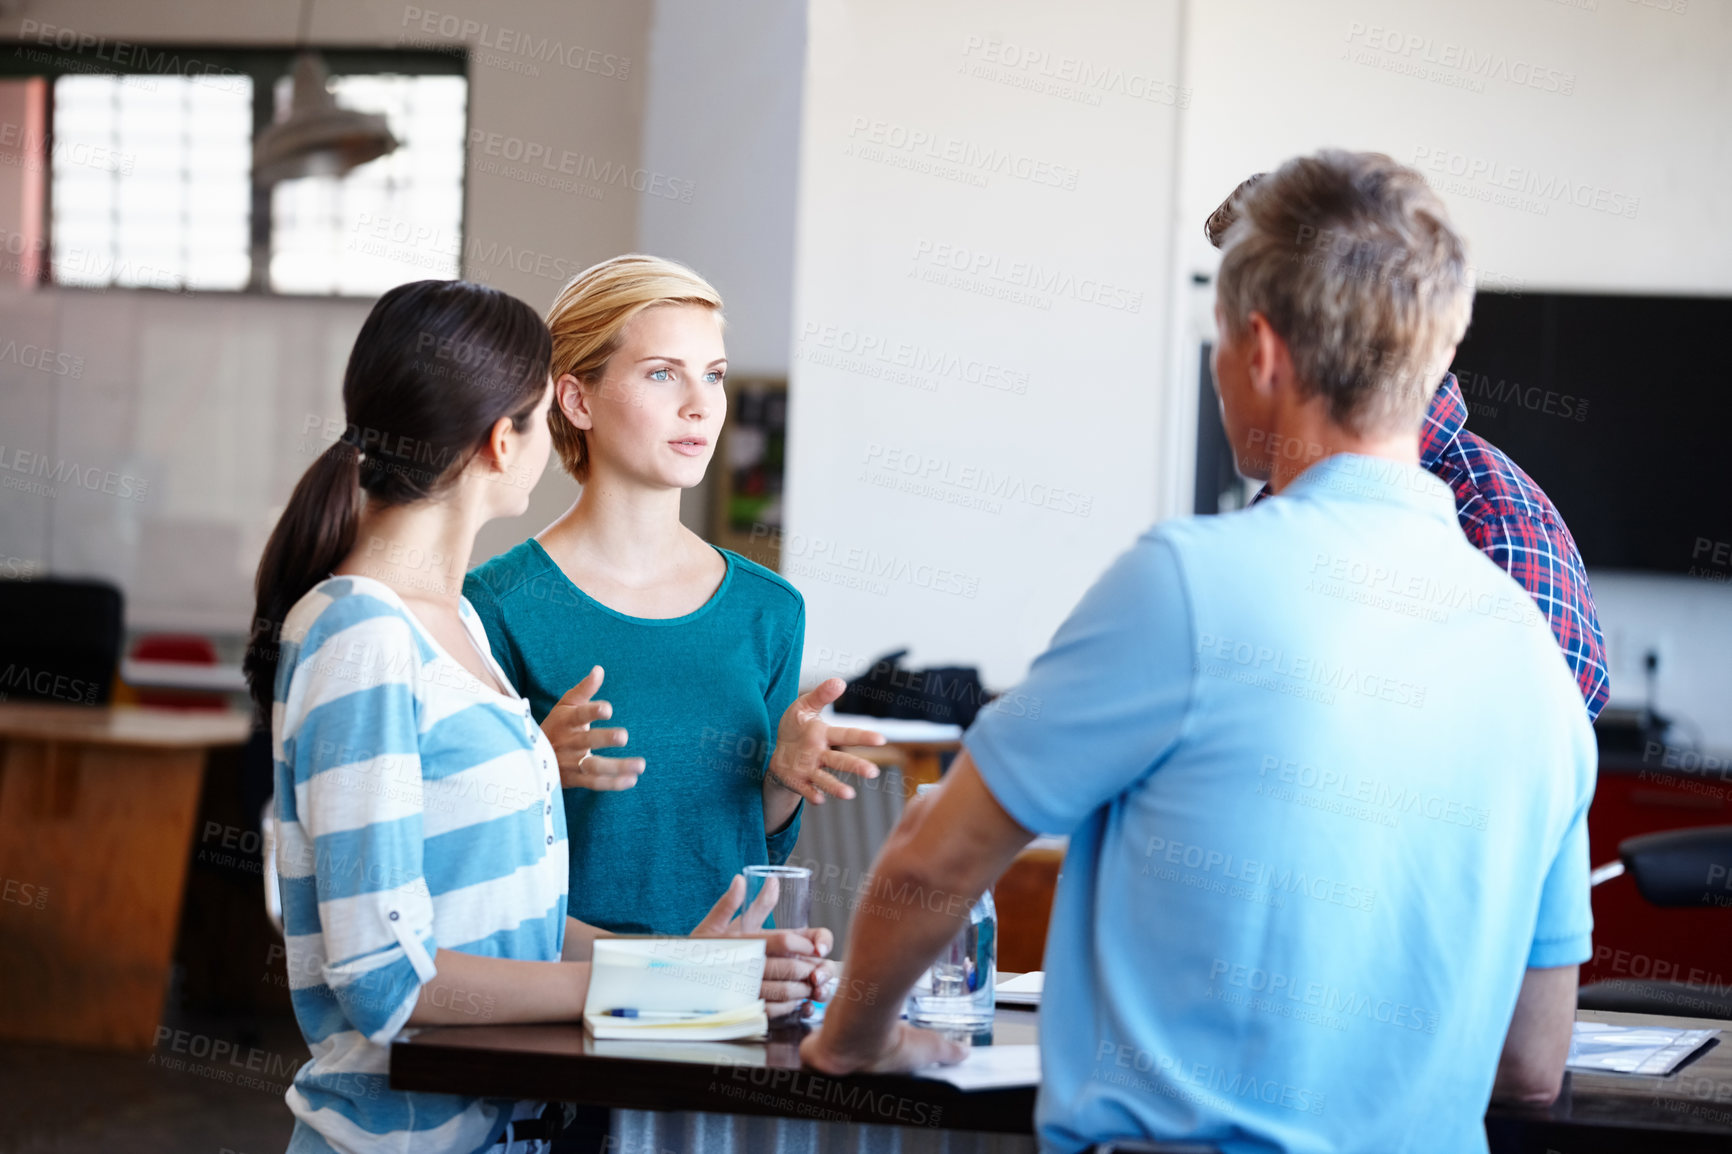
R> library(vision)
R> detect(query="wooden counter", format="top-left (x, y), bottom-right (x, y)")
top-left (0, 703), bottom-right (252, 1050)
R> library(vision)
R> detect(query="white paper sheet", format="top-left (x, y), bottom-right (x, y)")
top-left (824, 708), bottom-right (963, 742)
top-left (995, 971), bottom-right (1044, 1007)
top-left (1566, 1022), bottom-right (1719, 1076)
top-left (914, 1043), bottom-right (1042, 1090)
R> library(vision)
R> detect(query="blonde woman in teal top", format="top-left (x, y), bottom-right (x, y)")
top-left (465, 255), bottom-right (882, 938)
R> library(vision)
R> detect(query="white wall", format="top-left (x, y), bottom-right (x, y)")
top-left (0, 286), bottom-right (367, 630)
top-left (1172, 0), bottom-right (1732, 741)
top-left (0, 0), bottom-right (654, 628)
top-left (639, 0), bottom-right (806, 380)
top-left (637, 0), bottom-right (807, 531)
top-left (1589, 572), bottom-right (1732, 749)
top-left (1176, 0), bottom-right (1732, 297)
top-left (783, 0), bottom-right (1732, 738)
top-left (786, 0), bottom-right (1185, 688)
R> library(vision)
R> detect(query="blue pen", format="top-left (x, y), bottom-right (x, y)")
top-left (600, 1008), bottom-right (715, 1019)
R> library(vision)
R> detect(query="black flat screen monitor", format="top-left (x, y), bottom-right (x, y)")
top-left (1446, 291), bottom-right (1732, 578)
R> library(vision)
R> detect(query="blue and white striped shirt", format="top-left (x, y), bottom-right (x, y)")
top-left (272, 576), bottom-right (568, 1153)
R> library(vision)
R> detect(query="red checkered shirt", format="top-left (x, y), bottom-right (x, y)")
top-left (1253, 373), bottom-right (1610, 719)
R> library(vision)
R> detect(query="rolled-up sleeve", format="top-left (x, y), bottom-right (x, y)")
top-left (287, 612), bottom-right (439, 1044)
top-left (965, 533), bottom-right (1195, 836)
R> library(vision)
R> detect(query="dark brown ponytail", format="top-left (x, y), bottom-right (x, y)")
top-left (244, 279), bottom-right (552, 718)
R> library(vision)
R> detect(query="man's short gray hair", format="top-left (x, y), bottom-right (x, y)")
top-left (1215, 150), bottom-right (1474, 435)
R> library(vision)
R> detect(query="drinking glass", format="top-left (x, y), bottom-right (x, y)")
top-left (741, 864), bottom-right (812, 931)
top-left (742, 864), bottom-right (819, 1021)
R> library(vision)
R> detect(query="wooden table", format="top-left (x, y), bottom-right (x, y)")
top-left (845, 741), bottom-right (959, 802)
top-left (886, 740), bottom-right (960, 795)
top-left (1486, 1008), bottom-right (1732, 1153)
top-left (393, 999), bottom-right (1732, 1150)
top-left (0, 703), bottom-right (252, 1050)
top-left (395, 1006), bottom-right (1038, 1133)
top-left (829, 710), bottom-right (961, 800)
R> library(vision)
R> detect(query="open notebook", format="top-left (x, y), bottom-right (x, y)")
top-left (1566, 1022), bottom-right (1719, 1076)
top-left (583, 938), bottom-right (768, 1041)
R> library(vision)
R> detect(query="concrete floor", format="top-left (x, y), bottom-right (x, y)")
top-left (0, 1011), bottom-right (615, 1154)
top-left (0, 1012), bottom-right (300, 1154)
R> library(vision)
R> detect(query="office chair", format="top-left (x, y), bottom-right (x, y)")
top-left (1578, 825), bottom-right (1732, 1019)
top-left (0, 577), bottom-right (123, 705)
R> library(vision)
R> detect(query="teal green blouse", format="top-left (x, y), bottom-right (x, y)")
top-left (464, 541), bottom-right (804, 935)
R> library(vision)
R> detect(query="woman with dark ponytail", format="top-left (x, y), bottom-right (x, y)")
top-left (244, 278), bottom-right (543, 714)
top-left (248, 280), bottom-right (832, 1154)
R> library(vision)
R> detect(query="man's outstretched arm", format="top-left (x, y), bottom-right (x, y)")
top-left (1492, 964), bottom-right (1578, 1107)
top-left (801, 751), bottom-right (1036, 1074)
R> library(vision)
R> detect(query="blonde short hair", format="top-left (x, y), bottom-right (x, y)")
top-left (1215, 150), bottom-right (1473, 436)
top-left (545, 254), bottom-right (724, 481)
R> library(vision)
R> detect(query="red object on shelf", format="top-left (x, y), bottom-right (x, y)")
top-left (1585, 766), bottom-right (1732, 990)
top-left (128, 635), bottom-right (227, 712)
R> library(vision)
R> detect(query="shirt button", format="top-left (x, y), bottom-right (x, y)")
top-left (546, 835), bottom-right (554, 845)
top-left (545, 803), bottom-right (553, 815)
top-left (389, 911), bottom-right (399, 921)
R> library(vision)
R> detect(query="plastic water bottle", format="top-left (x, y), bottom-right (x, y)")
top-left (907, 784), bottom-right (997, 1030)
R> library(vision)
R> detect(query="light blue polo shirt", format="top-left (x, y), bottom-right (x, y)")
top-left (966, 454), bottom-right (1596, 1154)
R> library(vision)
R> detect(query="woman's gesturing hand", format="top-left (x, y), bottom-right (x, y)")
top-left (541, 665), bottom-right (645, 791)
top-left (693, 875), bottom-right (837, 1020)
top-left (765, 678), bottom-right (886, 805)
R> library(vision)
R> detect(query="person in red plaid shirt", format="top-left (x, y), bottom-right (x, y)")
top-left (1206, 175), bottom-right (1610, 720)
